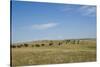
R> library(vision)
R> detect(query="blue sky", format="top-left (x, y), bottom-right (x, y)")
top-left (11, 1), bottom-right (96, 43)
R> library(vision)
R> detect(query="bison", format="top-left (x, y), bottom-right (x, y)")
top-left (24, 43), bottom-right (28, 47)
top-left (35, 44), bottom-right (40, 47)
top-left (41, 44), bottom-right (45, 46)
top-left (49, 43), bottom-right (53, 46)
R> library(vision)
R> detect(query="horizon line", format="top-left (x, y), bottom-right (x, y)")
top-left (12, 37), bottom-right (96, 44)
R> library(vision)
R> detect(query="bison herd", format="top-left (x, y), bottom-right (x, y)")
top-left (11, 40), bottom-right (80, 48)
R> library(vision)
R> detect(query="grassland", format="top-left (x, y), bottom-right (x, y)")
top-left (11, 39), bottom-right (96, 66)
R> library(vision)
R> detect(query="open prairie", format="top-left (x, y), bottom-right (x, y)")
top-left (11, 1), bottom-right (96, 66)
top-left (11, 39), bottom-right (96, 66)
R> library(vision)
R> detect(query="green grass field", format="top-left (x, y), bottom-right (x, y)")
top-left (11, 39), bottom-right (96, 66)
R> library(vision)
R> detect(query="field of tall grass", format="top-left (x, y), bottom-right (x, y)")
top-left (11, 39), bottom-right (96, 66)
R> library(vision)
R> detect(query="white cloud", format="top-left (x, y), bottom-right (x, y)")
top-left (31, 23), bottom-right (59, 30)
top-left (59, 5), bottom-right (96, 17)
top-left (78, 6), bottom-right (96, 17)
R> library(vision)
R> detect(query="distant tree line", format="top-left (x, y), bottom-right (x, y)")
top-left (65, 40), bottom-right (80, 44)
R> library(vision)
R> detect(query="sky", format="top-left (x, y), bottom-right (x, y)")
top-left (11, 0), bottom-right (96, 43)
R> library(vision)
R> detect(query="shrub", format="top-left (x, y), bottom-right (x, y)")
top-left (66, 42), bottom-right (68, 44)
top-left (72, 40), bottom-right (76, 44)
top-left (77, 40), bottom-right (80, 44)
top-left (58, 42), bottom-right (62, 46)
top-left (66, 40), bottom-right (70, 44)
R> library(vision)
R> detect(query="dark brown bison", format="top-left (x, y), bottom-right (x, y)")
top-left (24, 43), bottom-right (28, 47)
top-left (11, 45), bottom-right (16, 48)
top-left (49, 43), bottom-right (53, 46)
top-left (35, 44), bottom-right (40, 47)
top-left (41, 44), bottom-right (45, 46)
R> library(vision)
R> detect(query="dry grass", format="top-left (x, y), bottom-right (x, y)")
top-left (11, 40), bottom-right (96, 66)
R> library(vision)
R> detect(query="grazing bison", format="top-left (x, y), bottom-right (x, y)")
top-left (49, 43), bottom-right (53, 46)
top-left (11, 45), bottom-right (16, 48)
top-left (24, 43), bottom-right (28, 47)
top-left (35, 44), bottom-right (40, 47)
top-left (41, 44), bottom-right (45, 46)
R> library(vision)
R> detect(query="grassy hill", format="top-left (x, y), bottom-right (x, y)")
top-left (11, 39), bottom-right (96, 66)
